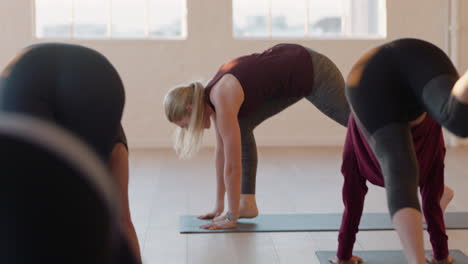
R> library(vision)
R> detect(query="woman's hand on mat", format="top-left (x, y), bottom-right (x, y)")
top-left (328, 256), bottom-right (363, 264)
top-left (199, 214), bottom-right (237, 230)
top-left (198, 207), bottom-right (224, 220)
top-left (426, 254), bottom-right (454, 264)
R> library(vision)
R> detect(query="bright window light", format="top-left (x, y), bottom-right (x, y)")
top-left (233, 0), bottom-right (387, 39)
top-left (34, 0), bottom-right (187, 39)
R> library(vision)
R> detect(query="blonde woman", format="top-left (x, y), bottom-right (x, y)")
top-left (164, 43), bottom-right (350, 229)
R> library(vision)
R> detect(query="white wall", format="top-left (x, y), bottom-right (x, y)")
top-left (0, 0), bottom-right (451, 149)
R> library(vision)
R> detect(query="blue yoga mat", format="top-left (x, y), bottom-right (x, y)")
top-left (179, 212), bottom-right (468, 233)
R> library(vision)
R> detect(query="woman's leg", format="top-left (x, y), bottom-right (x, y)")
top-left (238, 128), bottom-right (259, 218)
top-left (346, 43), bottom-right (426, 264)
top-left (392, 38), bottom-right (468, 137)
top-left (238, 96), bottom-right (301, 217)
top-left (304, 48), bottom-right (350, 127)
top-left (368, 124), bottom-right (426, 264)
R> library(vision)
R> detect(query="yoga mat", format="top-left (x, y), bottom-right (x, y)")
top-left (316, 250), bottom-right (468, 264)
top-left (179, 212), bottom-right (468, 233)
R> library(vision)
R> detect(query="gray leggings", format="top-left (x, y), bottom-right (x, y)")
top-left (240, 49), bottom-right (350, 194)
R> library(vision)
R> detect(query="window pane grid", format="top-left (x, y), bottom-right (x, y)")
top-left (233, 0), bottom-right (386, 39)
top-left (35, 0), bottom-right (186, 39)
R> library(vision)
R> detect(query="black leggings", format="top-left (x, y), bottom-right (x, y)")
top-left (346, 38), bottom-right (468, 217)
top-left (0, 43), bottom-right (126, 161)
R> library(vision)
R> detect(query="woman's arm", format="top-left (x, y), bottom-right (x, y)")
top-left (200, 75), bottom-right (244, 230)
top-left (214, 126), bottom-right (226, 211)
top-left (420, 156), bottom-right (449, 262)
top-left (217, 112), bottom-right (242, 218)
top-left (336, 137), bottom-right (368, 262)
top-left (198, 125), bottom-right (226, 219)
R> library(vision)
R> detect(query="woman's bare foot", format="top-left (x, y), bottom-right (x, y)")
top-left (426, 254), bottom-right (454, 264)
top-left (424, 185), bottom-right (454, 225)
top-left (440, 185), bottom-right (454, 213)
top-left (239, 194), bottom-right (259, 218)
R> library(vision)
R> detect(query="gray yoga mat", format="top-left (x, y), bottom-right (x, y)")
top-left (179, 212), bottom-right (468, 233)
top-left (316, 250), bottom-right (468, 264)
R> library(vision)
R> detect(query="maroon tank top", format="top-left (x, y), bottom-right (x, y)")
top-left (204, 43), bottom-right (314, 117)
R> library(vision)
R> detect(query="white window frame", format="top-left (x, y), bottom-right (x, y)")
top-left (33, 0), bottom-right (187, 40)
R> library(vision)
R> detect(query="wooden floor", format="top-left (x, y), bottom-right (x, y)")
top-left (128, 147), bottom-right (468, 264)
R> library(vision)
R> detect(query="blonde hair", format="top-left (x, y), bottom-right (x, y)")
top-left (164, 81), bottom-right (206, 159)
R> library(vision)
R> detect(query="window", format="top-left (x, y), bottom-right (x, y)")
top-left (34, 0), bottom-right (187, 39)
top-left (233, 0), bottom-right (386, 38)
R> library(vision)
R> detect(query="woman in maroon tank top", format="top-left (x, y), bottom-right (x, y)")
top-left (164, 44), bottom-right (350, 230)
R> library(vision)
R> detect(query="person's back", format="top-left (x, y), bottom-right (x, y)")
top-left (204, 43), bottom-right (315, 117)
